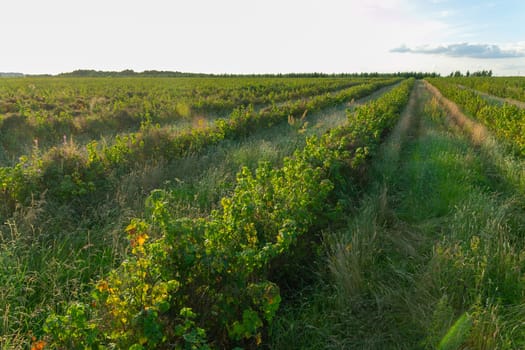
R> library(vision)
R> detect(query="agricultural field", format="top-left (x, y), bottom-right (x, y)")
top-left (0, 77), bottom-right (389, 166)
top-left (0, 75), bottom-right (401, 348)
top-left (271, 77), bottom-right (525, 349)
top-left (1, 75), bottom-right (525, 349)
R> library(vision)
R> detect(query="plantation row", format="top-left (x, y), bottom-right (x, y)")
top-left (268, 80), bottom-right (525, 349)
top-left (427, 78), bottom-right (525, 155)
top-left (0, 79), bottom-right (400, 223)
top-left (0, 77), bottom-right (365, 119)
top-left (448, 76), bottom-right (525, 103)
top-left (41, 79), bottom-right (415, 349)
top-left (0, 77), bottom-right (386, 163)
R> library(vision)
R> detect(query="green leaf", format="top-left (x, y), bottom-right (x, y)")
top-left (438, 313), bottom-right (472, 350)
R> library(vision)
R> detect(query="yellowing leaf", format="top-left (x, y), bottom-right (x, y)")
top-left (136, 233), bottom-right (148, 246)
top-left (97, 280), bottom-right (108, 292)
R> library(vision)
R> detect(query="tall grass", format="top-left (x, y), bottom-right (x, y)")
top-left (0, 94), bottom-right (351, 348)
top-left (270, 80), bottom-right (525, 349)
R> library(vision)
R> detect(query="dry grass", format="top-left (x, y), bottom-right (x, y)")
top-left (423, 80), bottom-right (489, 145)
top-left (270, 80), bottom-right (525, 349)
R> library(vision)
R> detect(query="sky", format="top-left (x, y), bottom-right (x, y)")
top-left (1, 0), bottom-right (524, 76)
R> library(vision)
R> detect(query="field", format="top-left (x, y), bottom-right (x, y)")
top-left (1, 75), bottom-right (525, 349)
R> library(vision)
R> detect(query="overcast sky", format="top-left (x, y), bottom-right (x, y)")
top-left (1, 0), bottom-right (524, 75)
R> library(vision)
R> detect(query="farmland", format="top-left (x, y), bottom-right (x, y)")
top-left (1, 75), bottom-right (525, 349)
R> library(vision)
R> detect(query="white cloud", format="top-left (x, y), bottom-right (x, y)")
top-left (391, 42), bottom-right (525, 59)
top-left (437, 9), bottom-right (456, 18)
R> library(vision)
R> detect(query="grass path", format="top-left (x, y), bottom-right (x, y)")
top-left (427, 80), bottom-right (525, 196)
top-left (270, 80), bottom-right (525, 349)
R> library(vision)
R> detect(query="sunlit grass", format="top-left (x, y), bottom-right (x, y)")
top-left (0, 90), bottom-right (351, 348)
top-left (269, 81), bottom-right (525, 349)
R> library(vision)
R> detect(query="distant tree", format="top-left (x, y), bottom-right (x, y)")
top-left (119, 69), bottom-right (135, 76)
top-left (55, 70), bottom-right (441, 79)
top-left (470, 70), bottom-right (493, 77)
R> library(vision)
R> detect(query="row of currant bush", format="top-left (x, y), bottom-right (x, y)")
top-left (448, 76), bottom-right (525, 103)
top-left (0, 76), bottom-right (373, 120)
top-left (100, 78), bottom-right (400, 169)
top-left (427, 78), bottom-right (525, 155)
top-left (41, 78), bottom-right (414, 349)
top-left (0, 79), bottom-right (400, 222)
top-left (0, 77), bottom-right (377, 161)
